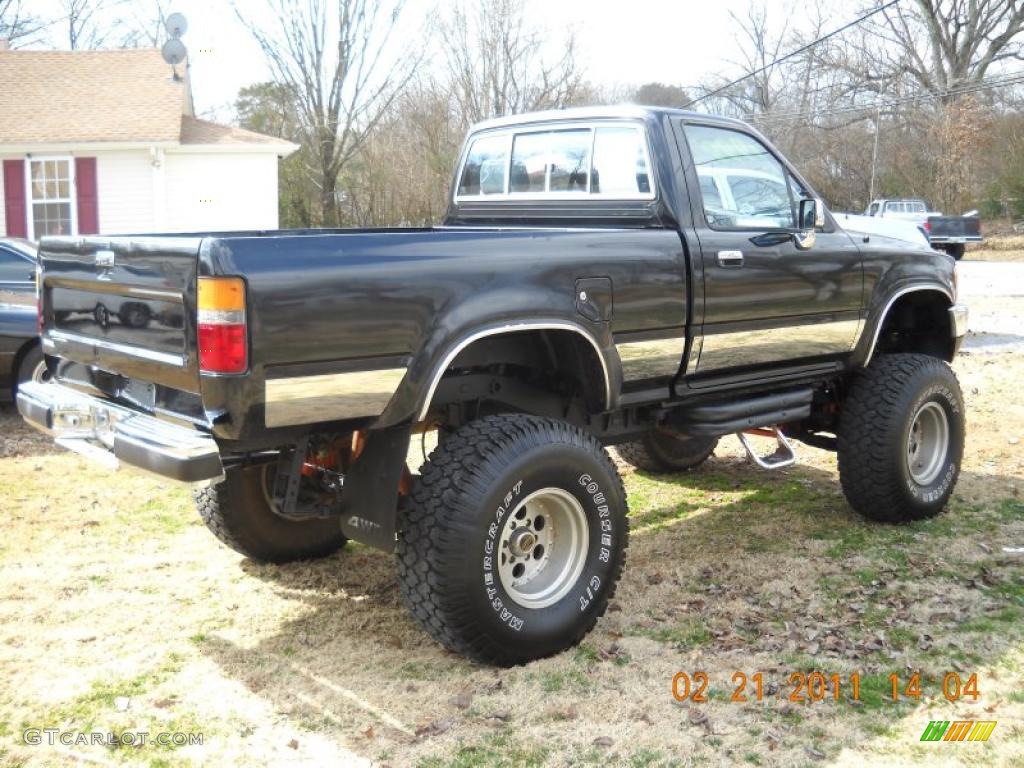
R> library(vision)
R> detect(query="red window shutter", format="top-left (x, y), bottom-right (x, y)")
top-left (2, 159), bottom-right (27, 238)
top-left (75, 157), bottom-right (99, 235)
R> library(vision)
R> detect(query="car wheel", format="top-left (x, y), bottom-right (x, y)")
top-left (193, 464), bottom-right (348, 563)
top-left (397, 414), bottom-right (629, 665)
top-left (838, 353), bottom-right (964, 522)
top-left (616, 431), bottom-right (718, 473)
top-left (15, 345), bottom-right (49, 395)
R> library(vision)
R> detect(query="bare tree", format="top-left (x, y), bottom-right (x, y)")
top-left (0, 0), bottom-right (45, 47)
top-left (441, 0), bottom-right (585, 126)
top-left (239, 0), bottom-right (421, 226)
top-left (60, 0), bottom-right (113, 50)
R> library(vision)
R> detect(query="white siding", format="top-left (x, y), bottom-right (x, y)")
top-left (1, 148), bottom-right (281, 237)
top-left (95, 150), bottom-right (156, 234)
top-left (164, 152), bottom-right (280, 232)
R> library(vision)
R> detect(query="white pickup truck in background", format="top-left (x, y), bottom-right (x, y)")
top-left (866, 198), bottom-right (982, 260)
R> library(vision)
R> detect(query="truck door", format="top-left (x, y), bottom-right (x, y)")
top-left (677, 121), bottom-right (863, 376)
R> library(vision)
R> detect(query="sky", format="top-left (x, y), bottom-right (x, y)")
top-left (28, 0), bottom-right (811, 120)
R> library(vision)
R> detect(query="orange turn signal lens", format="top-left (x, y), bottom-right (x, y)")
top-left (198, 276), bottom-right (246, 312)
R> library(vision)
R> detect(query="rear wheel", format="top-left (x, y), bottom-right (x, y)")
top-left (942, 244), bottom-right (966, 261)
top-left (397, 414), bottom-right (628, 666)
top-left (837, 353), bottom-right (964, 522)
top-left (15, 345), bottom-right (49, 395)
top-left (616, 431), bottom-right (718, 473)
top-left (194, 464), bottom-right (348, 563)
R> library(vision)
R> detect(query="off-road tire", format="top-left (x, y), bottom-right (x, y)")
top-left (616, 431), bottom-right (718, 473)
top-left (193, 465), bottom-right (347, 563)
top-left (838, 353), bottom-right (964, 522)
top-left (397, 414), bottom-right (629, 666)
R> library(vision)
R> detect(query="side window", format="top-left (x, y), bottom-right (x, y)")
top-left (869, 202), bottom-right (880, 216)
top-left (592, 126), bottom-right (650, 196)
top-left (457, 134), bottom-right (509, 196)
top-left (684, 124), bottom-right (795, 229)
top-left (0, 249), bottom-right (31, 282)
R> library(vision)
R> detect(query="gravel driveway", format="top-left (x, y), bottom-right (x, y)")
top-left (958, 260), bottom-right (1024, 353)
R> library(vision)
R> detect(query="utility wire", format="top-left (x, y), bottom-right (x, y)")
top-left (685, 0), bottom-right (902, 107)
top-left (747, 71), bottom-right (1024, 125)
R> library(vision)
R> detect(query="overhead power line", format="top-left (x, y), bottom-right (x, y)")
top-left (685, 0), bottom-right (902, 107)
top-left (747, 70), bottom-right (1024, 125)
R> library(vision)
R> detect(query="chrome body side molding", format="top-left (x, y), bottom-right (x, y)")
top-left (265, 367), bottom-right (407, 427)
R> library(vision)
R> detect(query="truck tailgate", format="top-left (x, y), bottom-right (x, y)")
top-left (40, 236), bottom-right (203, 394)
top-left (927, 215), bottom-right (981, 240)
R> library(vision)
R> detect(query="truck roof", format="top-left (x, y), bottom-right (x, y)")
top-left (469, 105), bottom-right (748, 132)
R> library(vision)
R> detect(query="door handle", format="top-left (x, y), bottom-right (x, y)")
top-left (717, 250), bottom-right (744, 267)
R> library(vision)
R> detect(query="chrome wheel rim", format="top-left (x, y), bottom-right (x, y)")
top-left (907, 401), bottom-right (949, 485)
top-left (31, 361), bottom-right (49, 385)
top-left (498, 487), bottom-right (588, 610)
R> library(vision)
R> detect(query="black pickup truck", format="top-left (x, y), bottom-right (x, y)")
top-left (18, 106), bottom-right (968, 666)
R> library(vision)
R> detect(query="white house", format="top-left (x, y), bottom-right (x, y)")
top-left (0, 48), bottom-right (297, 239)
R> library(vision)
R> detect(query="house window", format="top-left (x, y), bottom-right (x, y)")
top-left (28, 158), bottom-right (76, 238)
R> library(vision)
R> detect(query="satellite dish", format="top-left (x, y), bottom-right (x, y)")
top-left (165, 12), bottom-right (188, 38)
top-left (161, 37), bottom-right (187, 66)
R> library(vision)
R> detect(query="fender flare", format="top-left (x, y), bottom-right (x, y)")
top-left (415, 321), bottom-right (614, 423)
top-left (861, 284), bottom-right (953, 367)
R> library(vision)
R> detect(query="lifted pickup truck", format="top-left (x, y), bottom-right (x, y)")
top-left (19, 106), bottom-right (968, 666)
top-left (866, 198), bottom-right (982, 259)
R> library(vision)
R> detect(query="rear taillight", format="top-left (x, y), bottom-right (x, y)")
top-left (923, 219), bottom-right (932, 233)
top-left (197, 276), bottom-right (248, 374)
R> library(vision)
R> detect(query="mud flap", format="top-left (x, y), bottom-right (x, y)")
top-left (338, 422), bottom-right (412, 551)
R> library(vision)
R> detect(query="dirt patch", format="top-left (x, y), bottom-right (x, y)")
top-left (966, 235), bottom-right (1024, 263)
top-left (1, 350), bottom-right (1022, 766)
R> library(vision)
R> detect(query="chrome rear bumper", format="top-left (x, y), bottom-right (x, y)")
top-left (16, 381), bottom-right (223, 484)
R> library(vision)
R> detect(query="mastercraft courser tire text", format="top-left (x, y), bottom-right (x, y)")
top-left (398, 414), bottom-right (629, 666)
top-left (193, 465), bottom-right (348, 564)
top-left (837, 353), bottom-right (964, 522)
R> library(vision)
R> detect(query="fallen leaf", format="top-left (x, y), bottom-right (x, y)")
top-left (287, 739), bottom-right (299, 750)
top-left (362, 726), bottom-right (375, 739)
top-left (154, 697), bottom-right (177, 709)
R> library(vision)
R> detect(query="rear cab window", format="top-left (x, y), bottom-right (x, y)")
top-left (455, 121), bottom-right (655, 201)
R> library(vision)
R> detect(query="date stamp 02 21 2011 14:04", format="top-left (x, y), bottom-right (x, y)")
top-left (671, 670), bottom-right (983, 705)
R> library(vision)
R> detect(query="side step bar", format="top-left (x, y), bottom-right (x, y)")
top-left (669, 387), bottom-right (813, 437)
top-left (736, 427), bottom-right (797, 470)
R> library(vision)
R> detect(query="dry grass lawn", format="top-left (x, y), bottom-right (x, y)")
top-left (966, 235), bottom-right (1024, 262)
top-left (1, 336), bottom-right (1022, 767)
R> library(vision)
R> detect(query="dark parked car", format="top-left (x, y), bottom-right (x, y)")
top-left (19, 106), bottom-right (967, 665)
top-left (0, 238), bottom-right (44, 398)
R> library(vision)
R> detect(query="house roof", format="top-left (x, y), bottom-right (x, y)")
top-left (180, 115), bottom-right (293, 147)
top-left (0, 48), bottom-right (295, 153)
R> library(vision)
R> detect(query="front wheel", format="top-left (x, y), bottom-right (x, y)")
top-left (837, 353), bottom-right (964, 522)
top-left (398, 414), bottom-right (629, 666)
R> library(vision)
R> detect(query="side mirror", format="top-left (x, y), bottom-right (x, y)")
top-left (793, 197), bottom-right (825, 250)
top-left (799, 197), bottom-right (825, 230)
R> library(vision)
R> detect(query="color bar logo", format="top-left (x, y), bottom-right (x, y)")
top-left (920, 720), bottom-right (996, 742)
